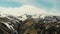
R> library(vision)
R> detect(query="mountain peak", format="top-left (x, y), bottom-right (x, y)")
top-left (0, 5), bottom-right (46, 16)
top-left (19, 5), bottom-right (46, 15)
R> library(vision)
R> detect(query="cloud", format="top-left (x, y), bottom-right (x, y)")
top-left (0, 0), bottom-right (60, 16)
top-left (0, 0), bottom-right (60, 11)
top-left (0, 5), bottom-right (46, 16)
top-left (0, 5), bottom-right (60, 16)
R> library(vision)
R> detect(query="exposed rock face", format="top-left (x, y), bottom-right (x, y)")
top-left (0, 14), bottom-right (60, 34)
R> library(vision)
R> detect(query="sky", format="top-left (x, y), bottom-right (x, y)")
top-left (0, 0), bottom-right (60, 16)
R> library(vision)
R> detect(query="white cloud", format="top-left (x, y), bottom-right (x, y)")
top-left (0, 5), bottom-right (46, 16)
top-left (0, 5), bottom-right (60, 16)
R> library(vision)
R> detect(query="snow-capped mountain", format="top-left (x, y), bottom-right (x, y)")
top-left (0, 5), bottom-right (46, 16)
top-left (0, 5), bottom-right (60, 16)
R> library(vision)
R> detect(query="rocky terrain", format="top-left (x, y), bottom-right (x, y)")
top-left (0, 14), bottom-right (60, 34)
